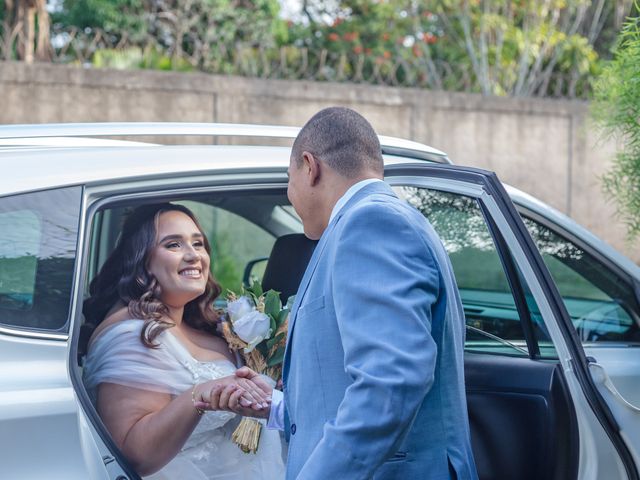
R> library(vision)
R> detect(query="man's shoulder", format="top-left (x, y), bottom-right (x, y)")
top-left (344, 190), bottom-right (423, 226)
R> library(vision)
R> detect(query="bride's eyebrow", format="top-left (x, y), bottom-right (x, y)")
top-left (159, 233), bottom-right (203, 243)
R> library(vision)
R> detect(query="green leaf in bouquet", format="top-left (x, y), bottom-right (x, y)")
top-left (267, 346), bottom-right (285, 367)
top-left (246, 279), bottom-right (263, 298)
top-left (276, 308), bottom-right (289, 328)
top-left (269, 314), bottom-right (277, 336)
top-left (286, 294), bottom-right (296, 311)
top-left (266, 332), bottom-right (285, 350)
top-left (264, 290), bottom-right (281, 319)
top-left (256, 342), bottom-right (269, 357)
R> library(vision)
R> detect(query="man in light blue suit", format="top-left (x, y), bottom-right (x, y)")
top-left (213, 107), bottom-right (477, 479)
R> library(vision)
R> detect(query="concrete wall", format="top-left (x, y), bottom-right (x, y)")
top-left (0, 60), bottom-right (635, 262)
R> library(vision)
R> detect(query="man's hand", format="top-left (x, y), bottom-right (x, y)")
top-left (197, 367), bottom-right (273, 419)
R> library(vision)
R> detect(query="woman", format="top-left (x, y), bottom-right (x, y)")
top-left (83, 203), bottom-right (285, 479)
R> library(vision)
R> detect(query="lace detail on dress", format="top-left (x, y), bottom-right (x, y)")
top-left (184, 359), bottom-right (237, 439)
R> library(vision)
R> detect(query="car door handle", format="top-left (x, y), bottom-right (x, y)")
top-left (590, 362), bottom-right (640, 413)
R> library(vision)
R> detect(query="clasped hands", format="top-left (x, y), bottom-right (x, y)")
top-left (193, 367), bottom-right (272, 419)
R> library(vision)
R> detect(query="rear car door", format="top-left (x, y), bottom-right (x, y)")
top-left (385, 163), bottom-right (639, 480)
top-left (0, 186), bottom-right (116, 478)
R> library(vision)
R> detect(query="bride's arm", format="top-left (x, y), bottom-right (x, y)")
top-left (97, 377), bottom-right (269, 476)
top-left (98, 383), bottom-right (201, 476)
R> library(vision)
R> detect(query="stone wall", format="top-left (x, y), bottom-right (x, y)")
top-left (0, 60), bottom-right (634, 262)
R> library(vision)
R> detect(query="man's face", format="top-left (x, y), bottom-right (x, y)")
top-left (287, 154), bottom-right (306, 219)
top-left (287, 153), bottom-right (318, 239)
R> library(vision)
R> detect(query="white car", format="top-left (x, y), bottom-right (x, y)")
top-left (1, 123), bottom-right (639, 480)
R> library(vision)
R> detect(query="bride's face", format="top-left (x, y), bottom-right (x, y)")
top-left (146, 210), bottom-right (211, 308)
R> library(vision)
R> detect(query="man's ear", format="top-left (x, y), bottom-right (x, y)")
top-left (301, 151), bottom-right (321, 186)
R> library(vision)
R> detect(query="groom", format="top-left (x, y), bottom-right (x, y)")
top-left (211, 107), bottom-right (477, 479)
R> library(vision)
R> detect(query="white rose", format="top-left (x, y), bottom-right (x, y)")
top-left (227, 296), bottom-right (254, 323)
top-left (233, 310), bottom-right (272, 349)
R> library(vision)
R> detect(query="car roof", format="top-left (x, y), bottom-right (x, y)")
top-left (0, 122), bottom-right (450, 197)
top-left (0, 122), bottom-right (448, 157)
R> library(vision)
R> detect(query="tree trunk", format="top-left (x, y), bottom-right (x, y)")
top-left (34, 0), bottom-right (50, 61)
top-left (10, 0), bottom-right (50, 62)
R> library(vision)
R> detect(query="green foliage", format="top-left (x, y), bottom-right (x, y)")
top-left (32, 0), bottom-right (633, 98)
top-left (592, 8), bottom-right (640, 239)
top-left (92, 47), bottom-right (194, 71)
top-left (55, 0), bottom-right (146, 37)
top-left (211, 231), bottom-right (243, 294)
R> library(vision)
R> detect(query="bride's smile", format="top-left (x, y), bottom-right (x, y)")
top-left (147, 210), bottom-right (211, 306)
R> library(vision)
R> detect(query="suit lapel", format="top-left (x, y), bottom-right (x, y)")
top-left (282, 181), bottom-right (397, 379)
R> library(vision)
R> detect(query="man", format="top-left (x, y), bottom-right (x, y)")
top-left (210, 107), bottom-right (477, 479)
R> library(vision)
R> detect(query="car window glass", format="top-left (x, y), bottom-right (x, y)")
top-left (0, 187), bottom-right (81, 332)
top-left (523, 216), bottom-right (640, 343)
top-left (395, 186), bottom-right (536, 357)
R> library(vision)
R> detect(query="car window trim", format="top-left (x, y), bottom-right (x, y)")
top-left (480, 206), bottom-right (542, 358)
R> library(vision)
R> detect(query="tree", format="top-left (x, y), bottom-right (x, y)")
top-left (55, 0), bottom-right (146, 39)
top-left (592, 8), bottom-right (640, 239)
top-left (292, 0), bottom-right (635, 96)
top-left (3, 0), bottom-right (51, 62)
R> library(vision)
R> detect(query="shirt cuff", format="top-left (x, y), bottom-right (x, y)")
top-left (266, 388), bottom-right (285, 431)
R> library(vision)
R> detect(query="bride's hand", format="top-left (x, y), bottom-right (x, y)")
top-left (194, 374), bottom-right (271, 411)
top-left (204, 367), bottom-right (273, 419)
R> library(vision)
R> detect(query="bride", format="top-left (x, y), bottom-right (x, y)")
top-left (82, 203), bottom-right (285, 479)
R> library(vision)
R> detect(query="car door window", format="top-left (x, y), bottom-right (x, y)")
top-left (523, 216), bottom-right (640, 344)
top-left (395, 187), bottom-right (551, 357)
top-left (0, 187), bottom-right (82, 333)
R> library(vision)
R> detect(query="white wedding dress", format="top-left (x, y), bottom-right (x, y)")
top-left (83, 319), bottom-right (285, 479)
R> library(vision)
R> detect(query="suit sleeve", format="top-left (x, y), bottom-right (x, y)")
top-left (297, 201), bottom-right (441, 479)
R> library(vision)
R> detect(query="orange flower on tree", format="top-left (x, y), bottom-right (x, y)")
top-left (423, 32), bottom-right (437, 44)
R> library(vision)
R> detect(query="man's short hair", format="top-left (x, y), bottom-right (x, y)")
top-left (292, 107), bottom-right (384, 178)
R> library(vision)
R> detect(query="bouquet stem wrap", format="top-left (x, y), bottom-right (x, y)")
top-left (231, 418), bottom-right (263, 454)
top-left (220, 283), bottom-right (290, 454)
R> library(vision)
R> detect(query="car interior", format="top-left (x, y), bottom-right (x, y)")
top-left (72, 186), bottom-right (580, 480)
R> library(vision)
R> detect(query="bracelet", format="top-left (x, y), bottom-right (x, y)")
top-left (192, 385), bottom-right (205, 416)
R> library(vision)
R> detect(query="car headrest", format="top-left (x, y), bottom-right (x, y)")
top-left (262, 233), bottom-right (318, 303)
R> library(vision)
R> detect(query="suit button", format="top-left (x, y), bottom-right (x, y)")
top-left (291, 423), bottom-right (297, 435)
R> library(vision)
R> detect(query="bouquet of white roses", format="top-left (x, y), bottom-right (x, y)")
top-left (220, 281), bottom-right (291, 453)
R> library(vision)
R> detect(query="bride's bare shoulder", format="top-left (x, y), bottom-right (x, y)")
top-left (89, 306), bottom-right (135, 345)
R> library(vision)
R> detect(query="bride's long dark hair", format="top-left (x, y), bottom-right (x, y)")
top-left (83, 203), bottom-right (222, 347)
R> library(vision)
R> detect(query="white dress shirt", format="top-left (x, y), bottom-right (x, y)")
top-left (267, 178), bottom-right (384, 430)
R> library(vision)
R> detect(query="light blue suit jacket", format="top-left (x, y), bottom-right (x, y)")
top-left (282, 181), bottom-right (478, 480)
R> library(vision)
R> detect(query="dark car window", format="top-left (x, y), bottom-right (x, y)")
top-left (396, 187), bottom-right (547, 357)
top-left (523, 216), bottom-right (640, 343)
top-left (0, 187), bottom-right (82, 333)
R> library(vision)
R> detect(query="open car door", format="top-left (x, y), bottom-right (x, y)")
top-left (385, 163), bottom-right (639, 480)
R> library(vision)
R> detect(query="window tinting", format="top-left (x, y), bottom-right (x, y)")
top-left (396, 187), bottom-right (530, 356)
top-left (523, 217), bottom-right (640, 343)
top-left (0, 187), bottom-right (81, 332)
